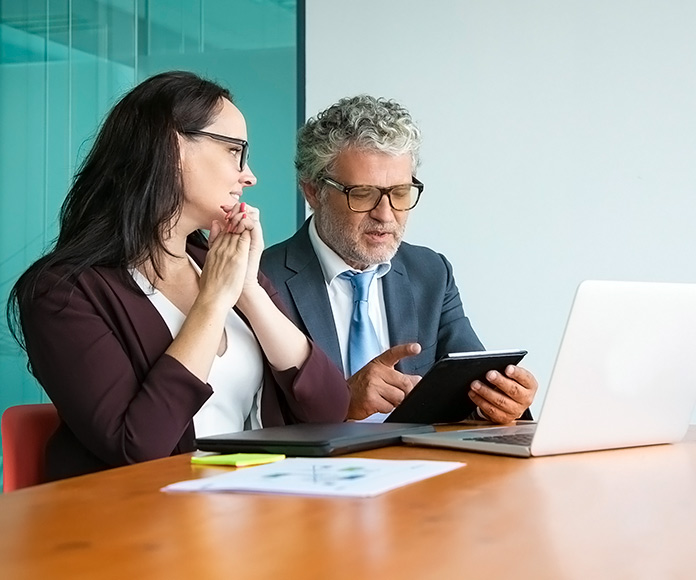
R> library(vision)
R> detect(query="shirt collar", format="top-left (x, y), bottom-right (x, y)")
top-left (308, 216), bottom-right (391, 284)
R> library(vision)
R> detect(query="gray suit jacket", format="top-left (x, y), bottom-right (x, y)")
top-left (260, 219), bottom-right (485, 377)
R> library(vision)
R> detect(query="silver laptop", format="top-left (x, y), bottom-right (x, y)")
top-left (403, 280), bottom-right (696, 457)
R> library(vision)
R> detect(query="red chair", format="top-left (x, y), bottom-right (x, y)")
top-left (2, 403), bottom-right (60, 492)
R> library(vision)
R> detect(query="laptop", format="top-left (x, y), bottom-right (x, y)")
top-left (403, 280), bottom-right (696, 457)
top-left (196, 422), bottom-right (435, 457)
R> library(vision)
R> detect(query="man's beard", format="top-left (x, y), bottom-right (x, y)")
top-left (314, 208), bottom-right (405, 270)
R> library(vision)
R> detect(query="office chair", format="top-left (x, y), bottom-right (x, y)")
top-left (1, 403), bottom-right (60, 492)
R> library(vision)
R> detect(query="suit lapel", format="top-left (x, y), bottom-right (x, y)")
top-left (284, 224), bottom-right (344, 372)
top-left (94, 267), bottom-right (173, 371)
top-left (382, 252), bottom-right (418, 374)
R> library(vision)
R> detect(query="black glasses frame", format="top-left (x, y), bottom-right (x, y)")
top-left (183, 130), bottom-right (249, 171)
top-left (322, 176), bottom-right (424, 212)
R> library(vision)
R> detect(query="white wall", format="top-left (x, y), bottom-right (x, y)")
top-left (305, 0), bottom-right (696, 417)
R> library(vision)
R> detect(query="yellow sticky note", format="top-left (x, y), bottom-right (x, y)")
top-left (191, 453), bottom-right (285, 467)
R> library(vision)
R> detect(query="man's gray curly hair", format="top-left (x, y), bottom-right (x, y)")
top-left (296, 95), bottom-right (422, 187)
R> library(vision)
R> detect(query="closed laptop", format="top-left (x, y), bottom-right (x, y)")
top-left (197, 422), bottom-right (435, 457)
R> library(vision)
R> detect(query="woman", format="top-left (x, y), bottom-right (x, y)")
top-left (6, 71), bottom-right (350, 482)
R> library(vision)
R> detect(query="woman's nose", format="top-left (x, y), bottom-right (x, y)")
top-left (241, 164), bottom-right (257, 187)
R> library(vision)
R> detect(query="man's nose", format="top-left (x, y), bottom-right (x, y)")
top-left (368, 193), bottom-right (395, 221)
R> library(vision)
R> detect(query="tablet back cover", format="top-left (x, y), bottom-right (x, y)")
top-left (386, 350), bottom-right (526, 424)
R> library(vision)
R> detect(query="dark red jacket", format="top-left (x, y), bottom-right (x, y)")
top-left (21, 239), bottom-right (350, 481)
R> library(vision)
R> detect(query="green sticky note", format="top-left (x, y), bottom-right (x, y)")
top-left (191, 453), bottom-right (285, 467)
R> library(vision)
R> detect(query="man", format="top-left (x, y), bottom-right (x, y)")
top-left (261, 95), bottom-right (537, 422)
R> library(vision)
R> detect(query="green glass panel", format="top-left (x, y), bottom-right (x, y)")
top-left (0, 0), bottom-right (299, 491)
top-left (140, 0), bottom-right (298, 245)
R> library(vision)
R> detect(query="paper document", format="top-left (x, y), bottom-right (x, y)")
top-left (162, 457), bottom-right (464, 498)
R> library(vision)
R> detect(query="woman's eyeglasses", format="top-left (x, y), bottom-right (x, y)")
top-left (183, 130), bottom-right (249, 172)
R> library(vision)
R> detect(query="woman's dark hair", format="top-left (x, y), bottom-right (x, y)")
top-left (7, 70), bottom-right (232, 349)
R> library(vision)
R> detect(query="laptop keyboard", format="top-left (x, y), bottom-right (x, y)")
top-left (468, 432), bottom-right (534, 446)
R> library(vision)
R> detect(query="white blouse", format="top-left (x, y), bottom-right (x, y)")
top-left (131, 257), bottom-right (264, 437)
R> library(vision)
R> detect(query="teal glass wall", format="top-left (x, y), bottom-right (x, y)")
top-left (0, 0), bottom-right (299, 490)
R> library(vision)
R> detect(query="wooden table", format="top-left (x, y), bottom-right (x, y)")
top-left (2, 427), bottom-right (695, 580)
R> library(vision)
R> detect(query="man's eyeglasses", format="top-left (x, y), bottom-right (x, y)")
top-left (183, 130), bottom-right (249, 172)
top-left (321, 176), bottom-right (423, 212)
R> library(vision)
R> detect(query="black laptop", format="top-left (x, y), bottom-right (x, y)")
top-left (196, 422), bottom-right (435, 457)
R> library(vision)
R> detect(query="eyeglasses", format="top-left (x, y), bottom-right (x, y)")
top-left (321, 176), bottom-right (423, 212)
top-left (183, 130), bottom-right (249, 172)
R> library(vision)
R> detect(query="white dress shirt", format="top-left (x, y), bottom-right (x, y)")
top-left (308, 218), bottom-right (393, 423)
top-left (131, 258), bottom-right (264, 437)
top-left (307, 217), bottom-right (392, 378)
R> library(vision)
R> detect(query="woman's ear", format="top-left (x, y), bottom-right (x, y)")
top-left (177, 133), bottom-right (187, 168)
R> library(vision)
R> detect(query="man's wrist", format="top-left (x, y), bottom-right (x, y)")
top-left (476, 407), bottom-right (492, 421)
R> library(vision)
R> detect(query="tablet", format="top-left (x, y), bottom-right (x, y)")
top-left (385, 349), bottom-right (528, 424)
top-left (195, 422), bottom-right (435, 457)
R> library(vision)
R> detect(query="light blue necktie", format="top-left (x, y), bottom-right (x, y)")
top-left (340, 270), bottom-right (382, 376)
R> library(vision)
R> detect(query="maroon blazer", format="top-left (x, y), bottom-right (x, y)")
top-left (21, 238), bottom-right (350, 482)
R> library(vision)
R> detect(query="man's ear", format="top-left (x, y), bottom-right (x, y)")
top-left (301, 181), bottom-right (321, 210)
